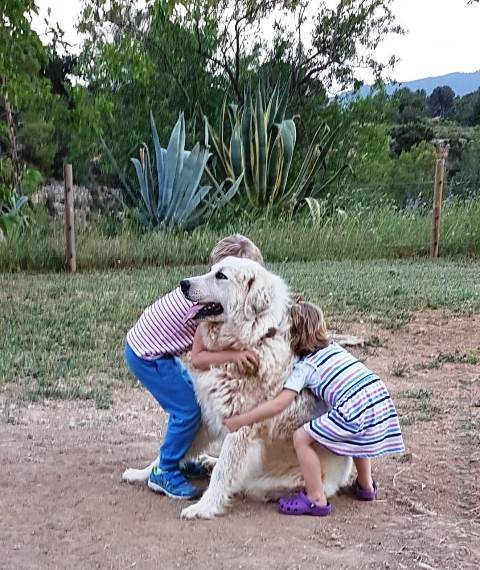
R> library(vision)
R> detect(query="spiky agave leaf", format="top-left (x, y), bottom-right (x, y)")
top-left (241, 86), bottom-right (256, 206)
top-left (172, 144), bottom-right (211, 224)
top-left (131, 144), bottom-right (154, 222)
top-left (163, 113), bottom-right (186, 213)
top-left (150, 111), bottom-right (167, 218)
top-left (255, 85), bottom-right (268, 206)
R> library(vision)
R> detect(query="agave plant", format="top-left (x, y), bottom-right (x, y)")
top-left (105, 112), bottom-right (242, 230)
top-left (205, 84), bottom-right (347, 210)
top-left (0, 185), bottom-right (27, 239)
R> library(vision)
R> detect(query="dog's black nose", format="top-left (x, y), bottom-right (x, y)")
top-left (180, 279), bottom-right (190, 295)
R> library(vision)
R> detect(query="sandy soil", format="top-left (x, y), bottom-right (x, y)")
top-left (1, 313), bottom-right (479, 570)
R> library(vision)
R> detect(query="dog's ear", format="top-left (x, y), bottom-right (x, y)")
top-left (244, 275), bottom-right (271, 320)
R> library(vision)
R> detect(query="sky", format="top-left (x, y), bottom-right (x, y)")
top-left (32, 0), bottom-right (480, 85)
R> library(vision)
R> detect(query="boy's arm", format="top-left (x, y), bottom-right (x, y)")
top-left (191, 327), bottom-right (258, 374)
top-left (224, 389), bottom-right (297, 432)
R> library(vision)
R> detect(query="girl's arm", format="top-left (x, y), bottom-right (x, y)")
top-left (224, 389), bottom-right (297, 432)
top-left (191, 327), bottom-right (258, 374)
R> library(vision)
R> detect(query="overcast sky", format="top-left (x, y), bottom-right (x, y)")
top-left (32, 0), bottom-right (480, 85)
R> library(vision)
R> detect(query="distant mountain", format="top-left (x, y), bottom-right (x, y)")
top-left (355, 70), bottom-right (480, 98)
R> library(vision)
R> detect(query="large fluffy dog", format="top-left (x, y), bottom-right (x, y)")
top-left (123, 258), bottom-right (352, 519)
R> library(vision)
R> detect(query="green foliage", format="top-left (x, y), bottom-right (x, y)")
top-left (391, 88), bottom-right (428, 124)
top-left (114, 112), bottom-right (242, 230)
top-left (16, 111), bottom-right (57, 176)
top-left (206, 85), bottom-right (347, 210)
top-left (452, 133), bottom-right (480, 197)
top-left (0, 170), bottom-right (27, 239)
top-left (0, 195), bottom-right (27, 238)
top-left (0, 157), bottom-right (41, 239)
top-left (1, 1), bottom-right (45, 103)
top-left (450, 89), bottom-right (480, 126)
top-left (58, 85), bottom-right (113, 183)
top-left (336, 122), bottom-right (392, 205)
top-left (1, 1), bottom-right (66, 184)
top-left (389, 122), bottom-right (435, 156)
top-left (389, 142), bottom-right (435, 206)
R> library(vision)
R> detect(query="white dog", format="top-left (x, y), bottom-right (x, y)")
top-left (123, 258), bottom-right (352, 519)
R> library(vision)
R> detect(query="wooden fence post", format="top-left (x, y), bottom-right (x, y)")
top-left (64, 164), bottom-right (76, 273)
top-left (430, 141), bottom-right (449, 258)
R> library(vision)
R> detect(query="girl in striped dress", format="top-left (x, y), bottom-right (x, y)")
top-left (224, 301), bottom-right (405, 517)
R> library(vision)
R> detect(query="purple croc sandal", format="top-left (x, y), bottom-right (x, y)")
top-left (279, 491), bottom-right (332, 516)
top-left (353, 478), bottom-right (378, 501)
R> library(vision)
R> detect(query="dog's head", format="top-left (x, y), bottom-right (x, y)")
top-left (180, 257), bottom-right (288, 326)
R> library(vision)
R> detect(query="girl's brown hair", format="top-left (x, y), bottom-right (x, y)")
top-left (290, 301), bottom-right (329, 357)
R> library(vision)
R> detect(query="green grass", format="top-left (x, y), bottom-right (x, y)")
top-left (415, 348), bottom-right (480, 369)
top-left (391, 360), bottom-right (411, 377)
top-left (1, 200), bottom-right (480, 272)
top-left (400, 388), bottom-right (441, 426)
top-left (1, 259), bottom-right (480, 405)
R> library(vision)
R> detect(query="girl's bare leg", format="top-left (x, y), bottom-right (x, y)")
top-left (293, 428), bottom-right (328, 506)
top-left (353, 457), bottom-right (374, 491)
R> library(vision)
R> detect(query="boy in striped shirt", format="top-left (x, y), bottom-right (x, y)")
top-left (124, 235), bottom-right (263, 499)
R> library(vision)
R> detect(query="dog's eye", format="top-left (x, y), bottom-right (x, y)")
top-left (215, 271), bottom-right (228, 280)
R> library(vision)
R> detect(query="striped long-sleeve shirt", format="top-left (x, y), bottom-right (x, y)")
top-left (126, 287), bottom-right (197, 360)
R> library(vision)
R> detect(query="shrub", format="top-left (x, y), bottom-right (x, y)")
top-left (105, 112), bottom-right (242, 230)
top-left (205, 84), bottom-right (347, 211)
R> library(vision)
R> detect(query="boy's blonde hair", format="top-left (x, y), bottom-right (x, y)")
top-left (290, 301), bottom-right (329, 357)
top-left (209, 234), bottom-right (264, 266)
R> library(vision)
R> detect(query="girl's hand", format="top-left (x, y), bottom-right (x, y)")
top-left (223, 414), bottom-right (248, 432)
top-left (231, 349), bottom-right (258, 375)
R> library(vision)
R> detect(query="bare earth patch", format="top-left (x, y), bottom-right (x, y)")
top-left (1, 313), bottom-right (479, 570)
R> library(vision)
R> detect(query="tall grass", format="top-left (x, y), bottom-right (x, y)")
top-left (1, 200), bottom-right (479, 272)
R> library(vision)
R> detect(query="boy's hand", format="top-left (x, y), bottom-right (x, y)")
top-left (232, 349), bottom-right (258, 375)
top-left (224, 414), bottom-right (248, 432)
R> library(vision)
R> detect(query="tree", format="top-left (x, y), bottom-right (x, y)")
top-left (428, 86), bottom-right (455, 119)
top-left (391, 88), bottom-right (427, 123)
top-left (75, 0), bottom-right (226, 184)
top-left (389, 122), bottom-right (434, 156)
top-left (1, 1), bottom-right (62, 188)
top-left (178, 0), bottom-right (402, 103)
top-left (452, 135), bottom-right (480, 198)
top-left (450, 90), bottom-right (480, 126)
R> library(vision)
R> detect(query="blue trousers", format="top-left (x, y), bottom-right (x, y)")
top-left (124, 343), bottom-right (201, 471)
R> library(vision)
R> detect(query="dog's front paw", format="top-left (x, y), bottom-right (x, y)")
top-left (122, 467), bottom-right (146, 484)
top-left (181, 501), bottom-right (219, 520)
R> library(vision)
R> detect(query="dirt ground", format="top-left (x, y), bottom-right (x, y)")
top-left (1, 313), bottom-right (479, 570)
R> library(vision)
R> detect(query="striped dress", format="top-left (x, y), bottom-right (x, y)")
top-left (284, 342), bottom-right (405, 458)
top-left (126, 287), bottom-right (197, 360)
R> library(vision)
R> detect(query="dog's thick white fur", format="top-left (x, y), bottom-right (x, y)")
top-left (123, 258), bottom-right (352, 518)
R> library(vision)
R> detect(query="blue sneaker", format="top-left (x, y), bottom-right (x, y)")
top-left (180, 460), bottom-right (210, 480)
top-left (148, 466), bottom-right (200, 500)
